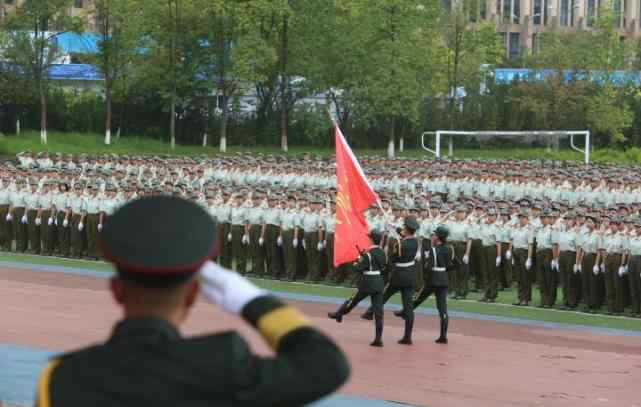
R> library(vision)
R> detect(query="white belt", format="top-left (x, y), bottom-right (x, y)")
top-left (363, 271), bottom-right (381, 276)
top-left (432, 267), bottom-right (446, 272)
top-left (395, 261), bottom-right (415, 268)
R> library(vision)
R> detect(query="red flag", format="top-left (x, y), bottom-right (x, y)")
top-left (333, 123), bottom-right (378, 267)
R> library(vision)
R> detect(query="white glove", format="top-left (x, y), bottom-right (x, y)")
top-left (317, 242), bottom-right (323, 251)
top-left (618, 266), bottom-right (626, 277)
top-left (302, 239), bottom-right (306, 250)
top-left (200, 261), bottom-right (266, 315)
top-left (5, 213), bottom-right (12, 221)
top-left (63, 218), bottom-right (69, 228)
top-left (551, 260), bottom-right (558, 271)
top-left (577, 264), bottom-right (582, 273)
top-left (293, 238), bottom-right (298, 248)
top-left (47, 217), bottom-right (53, 226)
top-left (54, 218), bottom-right (58, 226)
top-left (505, 250), bottom-right (512, 261)
top-left (415, 250), bottom-right (422, 261)
top-left (242, 234), bottom-right (249, 245)
top-left (495, 256), bottom-right (501, 267)
top-left (98, 223), bottom-right (103, 232)
top-left (21, 215), bottom-right (27, 224)
top-left (78, 222), bottom-right (84, 231)
top-left (525, 258), bottom-right (532, 270)
top-left (35, 217), bottom-right (41, 226)
top-left (322, 240), bottom-right (327, 249)
top-left (462, 254), bottom-right (469, 265)
top-left (258, 237), bottom-right (264, 247)
top-left (277, 236), bottom-right (283, 247)
top-left (593, 265), bottom-right (599, 275)
top-left (572, 264), bottom-right (578, 274)
top-left (227, 233), bottom-right (232, 242)
top-left (600, 263), bottom-right (605, 274)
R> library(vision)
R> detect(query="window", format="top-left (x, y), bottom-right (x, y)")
top-left (544, 0), bottom-right (549, 25)
top-left (533, 0), bottom-right (542, 25)
top-left (587, 0), bottom-right (597, 27)
top-left (499, 0), bottom-right (519, 24)
top-left (613, 0), bottom-right (622, 28)
top-left (509, 33), bottom-right (520, 59)
top-left (74, 0), bottom-right (83, 8)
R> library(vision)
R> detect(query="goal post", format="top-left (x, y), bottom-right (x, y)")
top-left (421, 130), bottom-right (591, 164)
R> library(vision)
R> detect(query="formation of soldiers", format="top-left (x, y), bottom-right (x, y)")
top-left (0, 151), bottom-right (640, 317)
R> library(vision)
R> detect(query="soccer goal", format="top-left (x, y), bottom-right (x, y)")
top-left (421, 130), bottom-right (591, 164)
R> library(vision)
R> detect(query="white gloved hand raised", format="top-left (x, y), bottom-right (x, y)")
top-left (505, 251), bottom-right (512, 261)
top-left (277, 236), bottom-right (283, 247)
top-left (525, 258), bottom-right (532, 270)
top-left (98, 223), bottom-right (103, 232)
top-left (78, 222), bottom-right (84, 231)
top-left (462, 254), bottom-right (469, 265)
top-left (227, 233), bottom-right (232, 242)
top-left (200, 261), bottom-right (266, 315)
top-left (495, 256), bottom-right (501, 267)
top-left (593, 265), bottom-right (599, 275)
top-left (47, 217), bottom-right (53, 226)
top-left (293, 238), bottom-right (298, 248)
top-left (63, 218), bottom-right (69, 228)
top-left (21, 215), bottom-right (27, 224)
top-left (258, 237), bottom-right (264, 247)
top-left (317, 242), bottom-right (323, 251)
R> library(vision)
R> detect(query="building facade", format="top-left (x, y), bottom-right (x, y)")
top-left (0, 0), bottom-right (98, 31)
top-left (485, 0), bottom-right (638, 57)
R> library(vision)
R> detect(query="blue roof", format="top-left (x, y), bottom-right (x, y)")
top-left (55, 32), bottom-right (100, 54)
top-left (48, 64), bottom-right (103, 81)
top-left (493, 68), bottom-right (641, 86)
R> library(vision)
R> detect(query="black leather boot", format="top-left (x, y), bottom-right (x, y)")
top-left (370, 315), bottom-right (383, 347)
top-left (360, 308), bottom-right (373, 320)
top-left (328, 301), bottom-right (350, 323)
top-left (435, 315), bottom-right (448, 344)
top-left (398, 313), bottom-right (414, 345)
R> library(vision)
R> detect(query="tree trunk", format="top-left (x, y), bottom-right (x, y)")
top-left (219, 99), bottom-right (228, 153)
top-left (387, 117), bottom-right (396, 159)
top-left (39, 84), bottom-right (47, 145)
top-left (170, 93), bottom-right (176, 149)
top-left (202, 132), bottom-right (208, 147)
top-left (399, 136), bottom-right (404, 152)
top-left (16, 117), bottom-right (20, 135)
top-left (280, 15), bottom-right (289, 152)
top-left (105, 85), bottom-right (112, 145)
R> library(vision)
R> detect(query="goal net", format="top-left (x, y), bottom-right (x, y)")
top-left (421, 130), bottom-right (591, 164)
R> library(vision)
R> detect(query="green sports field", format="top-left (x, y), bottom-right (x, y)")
top-left (2, 252), bottom-right (640, 332)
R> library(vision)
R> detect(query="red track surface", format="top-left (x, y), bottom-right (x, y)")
top-left (2, 267), bottom-right (641, 407)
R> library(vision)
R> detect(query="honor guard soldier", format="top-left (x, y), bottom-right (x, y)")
top-left (328, 231), bottom-right (386, 347)
top-left (397, 225), bottom-right (457, 344)
top-left (34, 196), bottom-right (349, 407)
top-left (362, 216), bottom-right (420, 345)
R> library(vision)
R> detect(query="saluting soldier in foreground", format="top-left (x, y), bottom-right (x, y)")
top-left (34, 196), bottom-right (349, 407)
top-left (328, 231), bottom-right (385, 347)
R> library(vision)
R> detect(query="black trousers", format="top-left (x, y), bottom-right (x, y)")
top-left (381, 284), bottom-right (415, 317)
top-left (412, 285), bottom-right (448, 319)
top-left (345, 290), bottom-right (383, 318)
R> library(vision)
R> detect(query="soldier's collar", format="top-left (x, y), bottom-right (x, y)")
top-left (108, 316), bottom-right (181, 345)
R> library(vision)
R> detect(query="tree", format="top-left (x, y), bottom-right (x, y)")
top-left (196, 0), bottom-right (276, 152)
top-left (2, 0), bottom-right (82, 144)
top-left (442, 1), bottom-right (503, 132)
top-left (345, 0), bottom-right (445, 158)
top-left (92, 0), bottom-right (142, 145)
top-left (141, 0), bottom-right (202, 149)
